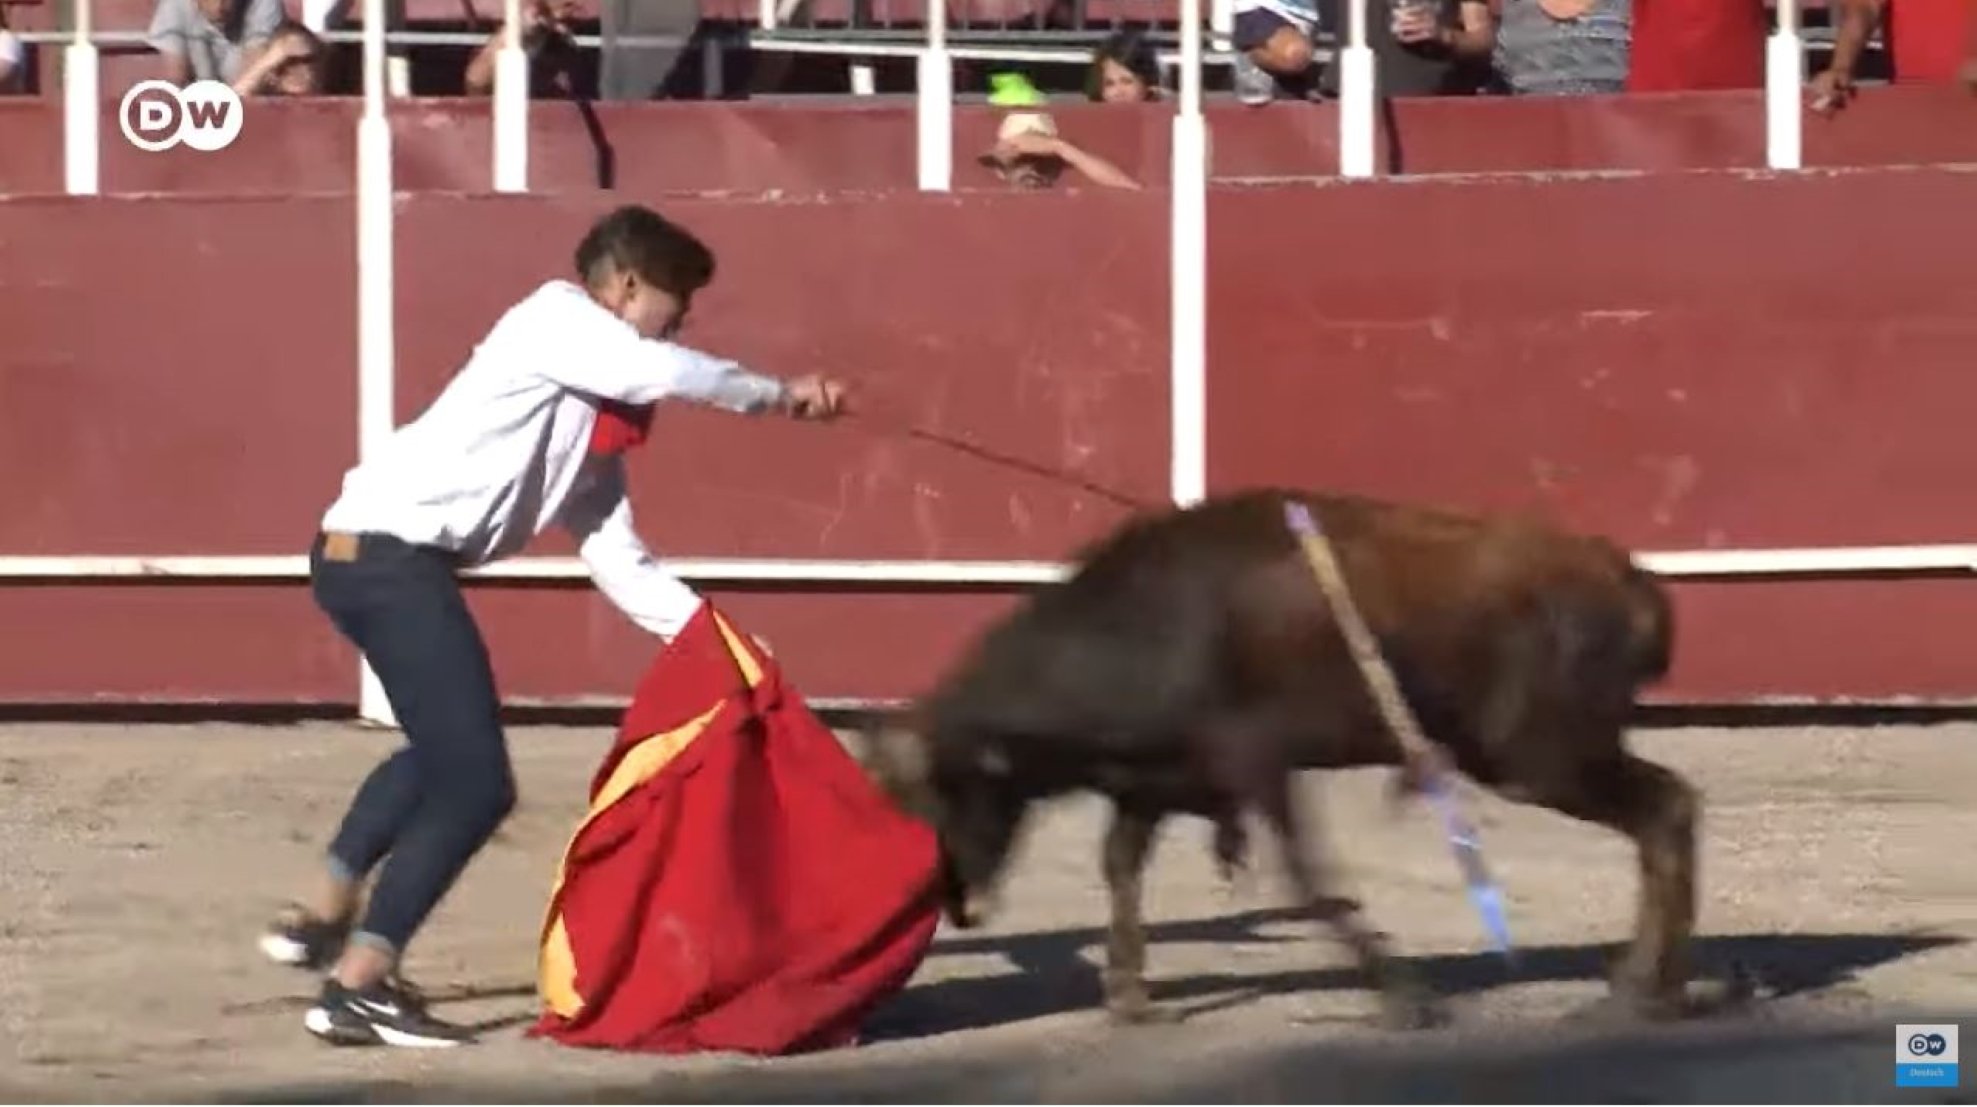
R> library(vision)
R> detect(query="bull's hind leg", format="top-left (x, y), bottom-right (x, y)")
top-left (1253, 773), bottom-right (1442, 1029)
top-left (1100, 803), bottom-right (1169, 1024)
top-left (1204, 726), bottom-right (1440, 1030)
top-left (1531, 752), bottom-right (1698, 1016)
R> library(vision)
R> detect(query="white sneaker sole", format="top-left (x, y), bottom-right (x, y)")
top-left (259, 932), bottom-right (311, 966)
top-left (303, 1006), bottom-right (467, 1049)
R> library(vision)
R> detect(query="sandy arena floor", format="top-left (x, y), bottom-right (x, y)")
top-left (0, 720), bottom-right (1972, 1103)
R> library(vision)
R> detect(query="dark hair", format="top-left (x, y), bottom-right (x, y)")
top-left (1085, 28), bottom-right (1160, 101)
top-left (574, 205), bottom-right (717, 299)
top-left (268, 21), bottom-right (323, 61)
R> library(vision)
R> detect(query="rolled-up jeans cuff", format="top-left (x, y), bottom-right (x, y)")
top-left (325, 852), bottom-right (361, 886)
top-left (349, 930), bottom-right (401, 960)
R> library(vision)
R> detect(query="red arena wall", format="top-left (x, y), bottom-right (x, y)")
top-left (4, 114), bottom-right (1976, 707)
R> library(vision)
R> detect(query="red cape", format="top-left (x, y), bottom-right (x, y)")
top-left (531, 603), bottom-right (942, 1054)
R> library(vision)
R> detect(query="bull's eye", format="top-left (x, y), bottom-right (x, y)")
top-left (977, 746), bottom-right (1012, 777)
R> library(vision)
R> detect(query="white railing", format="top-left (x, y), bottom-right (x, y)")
top-left (1171, 0), bottom-right (1207, 505)
top-left (1767, 0), bottom-right (1804, 169)
top-left (492, 0), bottom-right (528, 190)
top-left (1337, 0), bottom-right (1374, 178)
top-left (10, 546), bottom-right (1977, 584)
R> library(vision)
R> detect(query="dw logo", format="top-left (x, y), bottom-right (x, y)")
top-left (118, 79), bottom-right (244, 153)
top-left (1896, 1024), bottom-right (1959, 1088)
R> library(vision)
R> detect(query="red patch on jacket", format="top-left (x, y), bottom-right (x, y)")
top-left (587, 401), bottom-right (656, 457)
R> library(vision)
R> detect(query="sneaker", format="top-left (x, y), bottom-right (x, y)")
top-left (1232, 52), bottom-right (1278, 106)
top-left (259, 904), bottom-right (350, 972)
top-left (304, 977), bottom-right (476, 1049)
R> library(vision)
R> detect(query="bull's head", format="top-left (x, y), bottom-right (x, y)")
top-left (858, 715), bottom-right (1029, 931)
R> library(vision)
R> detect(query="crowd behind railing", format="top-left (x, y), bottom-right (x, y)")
top-left (1, 0), bottom-right (1973, 106)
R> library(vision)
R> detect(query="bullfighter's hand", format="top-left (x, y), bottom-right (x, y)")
top-left (781, 375), bottom-right (847, 420)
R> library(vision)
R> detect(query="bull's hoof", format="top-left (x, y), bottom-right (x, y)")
top-left (1105, 992), bottom-right (1178, 1026)
top-left (1378, 985), bottom-right (1448, 1031)
top-left (1570, 987), bottom-right (1686, 1025)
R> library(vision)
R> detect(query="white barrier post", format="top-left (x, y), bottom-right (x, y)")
top-left (1766, 0), bottom-right (1803, 170)
top-left (356, 0), bottom-right (399, 729)
top-left (1337, 0), bottom-right (1375, 178)
top-left (63, 0), bottom-right (99, 195)
top-left (915, 0), bottom-right (952, 190)
top-left (492, 0), bottom-right (529, 191)
top-left (1209, 0), bottom-right (1233, 45)
top-left (1171, 0), bottom-right (1208, 507)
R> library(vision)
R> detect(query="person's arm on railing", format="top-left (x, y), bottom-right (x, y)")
top-left (1810, 0), bottom-right (1883, 114)
top-left (231, 30), bottom-right (314, 94)
top-left (1000, 131), bottom-right (1143, 190)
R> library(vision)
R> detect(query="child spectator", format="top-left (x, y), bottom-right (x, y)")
top-left (981, 72), bottom-right (1142, 190)
top-left (1085, 27), bottom-right (1163, 102)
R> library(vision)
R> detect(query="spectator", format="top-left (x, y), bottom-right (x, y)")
top-left (1812, 0), bottom-right (1974, 114)
top-left (1490, 0), bottom-right (1631, 96)
top-left (1085, 27), bottom-right (1163, 102)
top-left (1311, 0), bottom-right (1497, 100)
top-left (978, 110), bottom-right (1142, 190)
top-left (231, 21), bottom-right (325, 94)
top-left (1624, 0), bottom-right (1761, 91)
top-left (0, 25), bottom-right (21, 93)
top-left (465, 0), bottom-right (579, 97)
top-left (147, 0), bottom-right (286, 87)
top-left (1229, 0), bottom-right (1320, 102)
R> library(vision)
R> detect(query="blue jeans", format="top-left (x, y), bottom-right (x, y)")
top-left (310, 532), bottom-right (517, 953)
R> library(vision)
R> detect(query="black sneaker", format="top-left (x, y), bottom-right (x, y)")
top-left (303, 977), bottom-right (476, 1049)
top-left (258, 904), bottom-right (350, 972)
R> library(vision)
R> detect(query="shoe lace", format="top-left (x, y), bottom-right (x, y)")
top-left (380, 972), bottom-right (431, 1014)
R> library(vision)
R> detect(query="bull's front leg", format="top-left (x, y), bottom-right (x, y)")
top-left (1530, 752), bottom-right (1699, 1019)
top-left (1100, 803), bottom-right (1167, 1024)
top-left (1607, 756), bottom-right (1699, 1014)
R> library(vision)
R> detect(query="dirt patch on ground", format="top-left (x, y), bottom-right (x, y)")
top-left (1, 721), bottom-right (1971, 1102)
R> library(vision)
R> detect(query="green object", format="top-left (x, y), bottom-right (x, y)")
top-left (987, 72), bottom-right (1047, 107)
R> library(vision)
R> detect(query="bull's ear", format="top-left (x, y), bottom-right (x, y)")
top-left (977, 744), bottom-right (1012, 778)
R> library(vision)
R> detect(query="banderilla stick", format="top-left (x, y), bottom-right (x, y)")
top-left (1282, 500), bottom-right (1515, 962)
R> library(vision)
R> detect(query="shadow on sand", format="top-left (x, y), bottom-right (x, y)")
top-left (865, 909), bottom-right (1961, 1039)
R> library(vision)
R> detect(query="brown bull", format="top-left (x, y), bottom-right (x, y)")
top-left (863, 487), bottom-right (1695, 1029)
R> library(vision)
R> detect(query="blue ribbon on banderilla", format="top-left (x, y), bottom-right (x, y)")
top-left (1282, 500), bottom-right (1515, 962)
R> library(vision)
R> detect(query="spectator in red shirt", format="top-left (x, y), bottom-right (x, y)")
top-left (1624, 0), bottom-right (1764, 91)
top-left (1813, 0), bottom-right (1975, 113)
